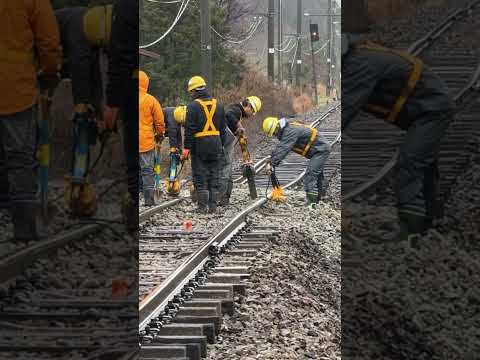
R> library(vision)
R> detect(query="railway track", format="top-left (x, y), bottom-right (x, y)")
top-left (343, 0), bottom-right (480, 206)
top-left (138, 105), bottom-right (340, 359)
top-left (0, 199), bottom-right (137, 357)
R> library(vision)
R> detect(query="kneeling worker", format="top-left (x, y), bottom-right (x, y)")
top-left (263, 117), bottom-right (331, 207)
top-left (183, 76), bottom-right (226, 213)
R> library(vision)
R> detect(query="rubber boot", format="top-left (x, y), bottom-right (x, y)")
top-left (190, 185), bottom-right (198, 203)
top-left (122, 193), bottom-right (139, 233)
top-left (11, 201), bottom-right (47, 242)
top-left (143, 190), bottom-right (155, 207)
top-left (197, 190), bottom-right (209, 214)
top-left (0, 174), bottom-right (9, 209)
top-left (224, 181), bottom-right (233, 205)
top-left (386, 212), bottom-right (427, 243)
top-left (306, 192), bottom-right (318, 208)
top-left (209, 190), bottom-right (218, 213)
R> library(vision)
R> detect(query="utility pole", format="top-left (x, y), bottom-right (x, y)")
top-left (295, 0), bottom-right (302, 88)
top-left (331, 20), bottom-right (337, 95)
top-left (309, 21), bottom-right (318, 105)
top-left (267, 0), bottom-right (275, 82)
top-left (200, 0), bottom-right (212, 87)
top-left (277, 0), bottom-right (283, 85)
top-left (326, 0), bottom-right (332, 97)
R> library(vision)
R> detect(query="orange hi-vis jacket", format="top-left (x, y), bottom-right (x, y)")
top-left (0, 0), bottom-right (62, 114)
top-left (139, 71), bottom-right (165, 153)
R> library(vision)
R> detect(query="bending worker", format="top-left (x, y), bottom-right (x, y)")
top-left (263, 117), bottom-right (331, 207)
top-left (162, 105), bottom-right (186, 196)
top-left (164, 105), bottom-right (185, 153)
top-left (0, 0), bottom-right (61, 242)
top-left (183, 76), bottom-right (226, 213)
top-left (102, 0), bottom-right (139, 231)
top-left (219, 96), bottom-right (262, 205)
top-left (341, 33), bottom-right (454, 241)
top-left (55, 5), bottom-right (110, 118)
top-left (55, 5), bottom-right (113, 215)
top-left (139, 70), bottom-right (165, 206)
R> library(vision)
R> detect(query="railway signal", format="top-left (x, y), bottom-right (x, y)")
top-left (310, 23), bottom-right (320, 42)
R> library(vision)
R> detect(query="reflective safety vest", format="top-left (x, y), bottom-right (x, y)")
top-left (356, 42), bottom-right (424, 125)
top-left (194, 99), bottom-right (220, 138)
top-left (291, 121), bottom-right (318, 157)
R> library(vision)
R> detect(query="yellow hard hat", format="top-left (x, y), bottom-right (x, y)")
top-left (174, 106), bottom-right (187, 124)
top-left (188, 76), bottom-right (207, 92)
top-left (262, 117), bottom-right (279, 137)
top-left (246, 96), bottom-right (262, 113)
top-left (83, 5), bottom-right (113, 48)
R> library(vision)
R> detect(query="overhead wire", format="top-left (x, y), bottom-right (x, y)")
top-left (140, 0), bottom-right (191, 48)
top-left (210, 17), bottom-right (265, 45)
top-left (303, 39), bottom-right (330, 56)
top-left (145, 0), bottom-right (183, 3)
top-left (289, 37), bottom-right (300, 71)
top-left (275, 37), bottom-right (294, 52)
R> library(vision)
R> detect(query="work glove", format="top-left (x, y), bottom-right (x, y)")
top-left (100, 106), bottom-right (119, 132)
top-left (181, 148), bottom-right (190, 161)
top-left (37, 71), bottom-right (60, 92)
top-left (73, 111), bottom-right (98, 145)
top-left (235, 127), bottom-right (246, 137)
top-left (155, 134), bottom-right (164, 145)
top-left (265, 162), bottom-right (273, 176)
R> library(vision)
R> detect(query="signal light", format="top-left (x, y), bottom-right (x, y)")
top-left (310, 23), bottom-right (320, 42)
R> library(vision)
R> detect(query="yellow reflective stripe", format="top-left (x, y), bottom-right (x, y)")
top-left (387, 59), bottom-right (422, 124)
top-left (37, 144), bottom-right (50, 166)
top-left (194, 99), bottom-right (220, 138)
top-left (194, 130), bottom-right (220, 138)
top-left (365, 104), bottom-right (390, 116)
top-left (302, 128), bottom-right (317, 156)
top-left (357, 42), bottom-right (424, 124)
top-left (290, 122), bottom-right (318, 157)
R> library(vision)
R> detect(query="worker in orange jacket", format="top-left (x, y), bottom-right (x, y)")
top-left (0, 0), bottom-right (62, 243)
top-left (139, 70), bottom-right (165, 206)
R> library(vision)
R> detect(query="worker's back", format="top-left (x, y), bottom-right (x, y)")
top-left (341, 34), bottom-right (454, 130)
top-left (0, 0), bottom-right (61, 114)
top-left (185, 90), bottom-right (226, 160)
top-left (139, 71), bottom-right (164, 152)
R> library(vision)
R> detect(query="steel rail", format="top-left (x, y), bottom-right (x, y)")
top-left (342, 1), bottom-right (480, 202)
top-left (139, 197), bottom-right (184, 223)
top-left (0, 198), bottom-right (184, 284)
top-left (0, 223), bottom-right (103, 284)
top-left (139, 107), bottom-right (341, 331)
top-left (233, 102), bottom-right (341, 185)
top-left (139, 198), bottom-right (265, 330)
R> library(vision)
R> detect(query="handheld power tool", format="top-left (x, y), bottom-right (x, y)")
top-left (65, 105), bottom-right (98, 217)
top-left (268, 164), bottom-right (286, 203)
top-left (238, 134), bottom-right (257, 199)
top-left (165, 148), bottom-right (185, 196)
top-left (154, 141), bottom-right (162, 200)
top-left (37, 87), bottom-right (54, 224)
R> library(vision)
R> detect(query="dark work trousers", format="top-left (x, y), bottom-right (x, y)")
top-left (396, 110), bottom-right (453, 220)
top-left (139, 150), bottom-right (154, 192)
top-left (218, 129), bottom-right (235, 201)
top-left (121, 79), bottom-right (139, 204)
top-left (304, 138), bottom-right (331, 199)
top-left (192, 153), bottom-right (221, 200)
top-left (0, 107), bottom-right (38, 204)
